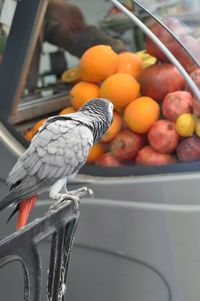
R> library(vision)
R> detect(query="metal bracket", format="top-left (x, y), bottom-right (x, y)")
top-left (0, 200), bottom-right (80, 301)
top-left (0, 0), bottom-right (48, 118)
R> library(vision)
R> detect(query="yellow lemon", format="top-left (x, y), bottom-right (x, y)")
top-left (176, 113), bottom-right (196, 137)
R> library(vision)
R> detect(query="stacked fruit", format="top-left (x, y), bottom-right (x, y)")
top-left (67, 44), bottom-right (161, 166)
top-left (66, 43), bottom-right (200, 167)
top-left (26, 33), bottom-right (200, 167)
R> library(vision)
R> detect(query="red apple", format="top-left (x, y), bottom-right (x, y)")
top-left (162, 91), bottom-right (193, 122)
top-left (95, 153), bottom-right (122, 167)
top-left (135, 145), bottom-right (176, 165)
top-left (138, 63), bottom-right (185, 102)
top-left (148, 120), bottom-right (179, 154)
top-left (110, 129), bottom-right (144, 161)
top-left (176, 135), bottom-right (200, 162)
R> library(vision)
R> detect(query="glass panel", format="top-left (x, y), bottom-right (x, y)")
top-left (12, 0), bottom-right (144, 137)
top-left (134, 0), bottom-right (200, 65)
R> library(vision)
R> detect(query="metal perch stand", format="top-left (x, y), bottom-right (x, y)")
top-left (0, 199), bottom-right (80, 301)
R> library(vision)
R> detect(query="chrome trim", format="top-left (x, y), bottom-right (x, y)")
top-left (0, 121), bottom-right (25, 157)
top-left (11, 0), bottom-right (48, 115)
top-left (10, 92), bottom-right (71, 124)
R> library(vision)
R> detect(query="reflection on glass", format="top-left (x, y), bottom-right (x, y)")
top-left (27, 0), bottom-right (127, 93)
top-left (135, 0), bottom-right (200, 62)
top-left (13, 0), bottom-right (139, 128)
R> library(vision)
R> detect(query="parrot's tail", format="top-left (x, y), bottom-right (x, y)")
top-left (16, 195), bottom-right (38, 230)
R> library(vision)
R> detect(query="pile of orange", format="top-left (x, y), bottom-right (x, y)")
top-left (24, 119), bottom-right (47, 141)
top-left (66, 45), bottom-right (159, 162)
top-left (25, 44), bottom-right (162, 166)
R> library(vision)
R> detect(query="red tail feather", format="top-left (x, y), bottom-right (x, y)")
top-left (16, 195), bottom-right (38, 230)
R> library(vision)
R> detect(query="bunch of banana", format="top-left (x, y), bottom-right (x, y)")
top-left (136, 50), bottom-right (157, 68)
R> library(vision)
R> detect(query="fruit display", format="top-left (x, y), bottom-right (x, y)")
top-left (25, 40), bottom-right (200, 168)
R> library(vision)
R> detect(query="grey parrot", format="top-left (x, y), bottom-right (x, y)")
top-left (0, 98), bottom-right (113, 230)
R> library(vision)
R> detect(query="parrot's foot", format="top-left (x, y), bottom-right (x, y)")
top-left (49, 193), bottom-right (80, 211)
top-left (49, 187), bottom-right (93, 211)
top-left (67, 186), bottom-right (94, 198)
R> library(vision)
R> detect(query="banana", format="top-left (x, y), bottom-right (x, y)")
top-left (136, 50), bottom-right (157, 68)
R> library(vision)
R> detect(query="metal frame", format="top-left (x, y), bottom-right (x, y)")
top-left (0, 0), bottom-right (48, 118)
top-left (0, 200), bottom-right (79, 301)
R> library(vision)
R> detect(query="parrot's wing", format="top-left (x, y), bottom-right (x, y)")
top-left (1, 119), bottom-right (93, 209)
top-left (7, 119), bottom-right (94, 187)
top-left (34, 119), bottom-right (94, 180)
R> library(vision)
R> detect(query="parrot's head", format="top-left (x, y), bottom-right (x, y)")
top-left (79, 98), bottom-right (114, 142)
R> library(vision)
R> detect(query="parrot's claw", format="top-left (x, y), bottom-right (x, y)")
top-left (67, 186), bottom-right (94, 198)
top-left (49, 193), bottom-right (80, 211)
top-left (49, 187), bottom-right (93, 211)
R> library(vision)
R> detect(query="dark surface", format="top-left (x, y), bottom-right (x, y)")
top-left (0, 0), bottom-right (48, 118)
top-left (80, 160), bottom-right (200, 177)
top-left (0, 199), bottom-right (79, 301)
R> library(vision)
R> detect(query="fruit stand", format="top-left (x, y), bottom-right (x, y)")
top-left (8, 1), bottom-right (200, 175)
top-left (0, 0), bottom-right (200, 300)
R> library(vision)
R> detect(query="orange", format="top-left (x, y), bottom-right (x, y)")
top-left (87, 143), bottom-right (105, 164)
top-left (99, 73), bottom-right (140, 111)
top-left (116, 52), bottom-right (144, 78)
top-left (32, 118), bottom-right (47, 136)
top-left (70, 81), bottom-right (100, 109)
top-left (124, 96), bottom-right (160, 133)
top-left (59, 106), bottom-right (76, 115)
top-left (102, 110), bottom-right (123, 142)
top-left (79, 45), bottom-right (118, 83)
top-left (61, 67), bottom-right (81, 83)
top-left (24, 130), bottom-right (33, 141)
